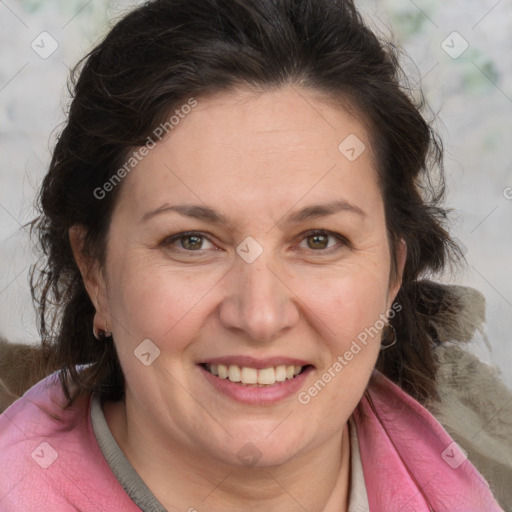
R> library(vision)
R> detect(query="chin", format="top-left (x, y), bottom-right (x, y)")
top-left (204, 428), bottom-right (310, 469)
top-left (215, 444), bottom-right (299, 469)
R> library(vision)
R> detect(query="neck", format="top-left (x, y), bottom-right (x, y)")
top-left (104, 399), bottom-right (351, 512)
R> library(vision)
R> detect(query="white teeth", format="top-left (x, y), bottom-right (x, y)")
top-left (258, 367), bottom-right (276, 385)
top-left (275, 365), bottom-right (287, 382)
top-left (207, 363), bottom-right (304, 385)
top-left (228, 364), bottom-right (241, 382)
top-left (218, 364), bottom-right (229, 379)
top-left (241, 367), bottom-right (258, 384)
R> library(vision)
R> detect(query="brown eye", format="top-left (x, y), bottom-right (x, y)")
top-left (298, 230), bottom-right (348, 252)
top-left (162, 231), bottom-right (216, 252)
top-left (180, 234), bottom-right (204, 250)
top-left (307, 233), bottom-right (329, 250)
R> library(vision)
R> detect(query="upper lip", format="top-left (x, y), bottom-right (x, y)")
top-left (200, 356), bottom-right (312, 369)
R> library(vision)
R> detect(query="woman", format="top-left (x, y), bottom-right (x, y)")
top-left (0, 0), bottom-right (510, 510)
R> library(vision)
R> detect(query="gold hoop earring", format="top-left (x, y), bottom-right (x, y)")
top-left (380, 324), bottom-right (397, 351)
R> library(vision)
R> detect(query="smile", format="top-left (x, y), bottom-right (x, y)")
top-left (198, 358), bottom-right (314, 404)
top-left (202, 363), bottom-right (306, 386)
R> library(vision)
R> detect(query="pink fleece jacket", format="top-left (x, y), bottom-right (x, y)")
top-left (0, 369), bottom-right (504, 511)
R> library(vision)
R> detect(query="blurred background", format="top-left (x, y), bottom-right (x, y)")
top-left (1, 0), bottom-right (511, 388)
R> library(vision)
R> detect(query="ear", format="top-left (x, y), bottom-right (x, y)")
top-left (68, 225), bottom-right (109, 317)
top-left (388, 238), bottom-right (407, 306)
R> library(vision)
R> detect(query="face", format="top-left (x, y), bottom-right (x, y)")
top-left (74, 85), bottom-right (405, 468)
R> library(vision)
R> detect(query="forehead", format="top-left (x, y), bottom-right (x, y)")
top-left (114, 85), bottom-right (382, 224)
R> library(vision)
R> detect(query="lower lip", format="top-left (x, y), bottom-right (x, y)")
top-left (198, 365), bottom-right (314, 405)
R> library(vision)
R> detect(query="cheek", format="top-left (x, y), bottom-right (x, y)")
top-left (296, 268), bottom-right (388, 419)
top-left (105, 250), bottom-right (222, 348)
top-left (333, 274), bottom-right (387, 329)
top-left (298, 259), bottom-right (390, 342)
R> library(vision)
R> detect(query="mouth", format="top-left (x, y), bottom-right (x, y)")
top-left (197, 357), bottom-right (314, 404)
top-left (200, 362), bottom-right (312, 387)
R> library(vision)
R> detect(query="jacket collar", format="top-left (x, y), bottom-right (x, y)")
top-left (352, 369), bottom-right (504, 511)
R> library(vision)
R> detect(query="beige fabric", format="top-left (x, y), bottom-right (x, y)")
top-left (347, 415), bottom-right (370, 512)
top-left (427, 342), bottom-right (512, 511)
top-left (0, 338), bottom-right (50, 412)
top-left (423, 283), bottom-right (512, 512)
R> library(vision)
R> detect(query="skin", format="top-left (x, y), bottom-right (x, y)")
top-left (70, 84), bottom-right (406, 511)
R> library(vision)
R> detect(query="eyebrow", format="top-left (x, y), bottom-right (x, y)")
top-left (141, 200), bottom-right (366, 225)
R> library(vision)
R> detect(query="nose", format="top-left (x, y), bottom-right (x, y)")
top-left (218, 249), bottom-right (300, 343)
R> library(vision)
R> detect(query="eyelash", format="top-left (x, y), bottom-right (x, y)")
top-left (161, 229), bottom-right (350, 256)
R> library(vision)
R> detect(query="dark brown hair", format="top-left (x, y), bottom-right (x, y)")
top-left (29, 0), bottom-right (463, 408)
